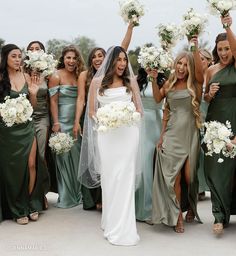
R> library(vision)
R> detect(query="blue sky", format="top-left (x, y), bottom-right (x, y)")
top-left (0, 0), bottom-right (235, 52)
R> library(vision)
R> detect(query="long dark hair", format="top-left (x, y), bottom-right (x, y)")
top-left (0, 44), bottom-right (21, 101)
top-left (57, 45), bottom-right (86, 79)
top-left (86, 47), bottom-right (106, 95)
top-left (137, 67), bottom-right (167, 93)
top-left (99, 46), bottom-right (131, 95)
top-left (212, 33), bottom-right (235, 64)
top-left (26, 41), bottom-right (45, 52)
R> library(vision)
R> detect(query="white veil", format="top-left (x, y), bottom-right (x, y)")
top-left (78, 46), bottom-right (144, 188)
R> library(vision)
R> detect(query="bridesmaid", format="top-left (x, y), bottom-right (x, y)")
top-left (74, 23), bottom-right (134, 210)
top-left (151, 36), bottom-right (204, 233)
top-left (0, 44), bottom-right (39, 224)
top-left (135, 67), bottom-right (165, 222)
top-left (24, 41), bottom-right (50, 212)
top-left (204, 15), bottom-right (236, 234)
top-left (197, 49), bottom-right (212, 201)
top-left (48, 45), bottom-right (86, 208)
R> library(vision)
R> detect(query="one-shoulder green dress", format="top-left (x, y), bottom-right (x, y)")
top-left (204, 63), bottom-right (236, 225)
top-left (48, 85), bottom-right (82, 208)
top-left (0, 85), bottom-right (34, 220)
top-left (152, 89), bottom-right (201, 226)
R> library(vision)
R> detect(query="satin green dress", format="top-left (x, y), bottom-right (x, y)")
top-left (135, 83), bottom-right (163, 221)
top-left (30, 80), bottom-right (50, 211)
top-left (48, 85), bottom-right (82, 208)
top-left (0, 85), bottom-right (34, 220)
top-left (152, 89), bottom-right (201, 226)
top-left (204, 63), bottom-right (236, 224)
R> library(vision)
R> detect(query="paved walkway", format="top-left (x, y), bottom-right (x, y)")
top-left (0, 192), bottom-right (236, 256)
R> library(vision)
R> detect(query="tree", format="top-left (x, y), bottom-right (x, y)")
top-left (46, 36), bottom-right (96, 64)
top-left (0, 38), bottom-right (5, 54)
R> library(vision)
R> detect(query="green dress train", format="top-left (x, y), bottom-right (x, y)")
top-left (152, 89), bottom-right (201, 226)
top-left (204, 63), bottom-right (236, 225)
top-left (0, 85), bottom-right (34, 220)
top-left (30, 80), bottom-right (50, 211)
top-left (48, 85), bottom-right (82, 208)
top-left (135, 83), bottom-right (163, 221)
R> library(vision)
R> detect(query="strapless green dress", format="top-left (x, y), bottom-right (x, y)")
top-left (152, 89), bottom-right (201, 226)
top-left (135, 83), bottom-right (163, 221)
top-left (48, 85), bottom-right (82, 208)
top-left (0, 85), bottom-right (34, 220)
top-left (204, 63), bottom-right (236, 224)
top-left (30, 80), bottom-right (50, 211)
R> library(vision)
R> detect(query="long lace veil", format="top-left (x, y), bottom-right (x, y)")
top-left (78, 46), bottom-right (144, 188)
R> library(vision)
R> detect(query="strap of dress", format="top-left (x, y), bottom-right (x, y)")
top-left (48, 86), bottom-right (60, 97)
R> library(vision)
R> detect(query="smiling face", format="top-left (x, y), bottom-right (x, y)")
top-left (7, 49), bottom-right (22, 71)
top-left (92, 49), bottom-right (105, 70)
top-left (200, 53), bottom-right (210, 72)
top-left (175, 57), bottom-right (188, 80)
top-left (63, 51), bottom-right (77, 72)
top-left (217, 40), bottom-right (233, 66)
top-left (114, 51), bottom-right (127, 77)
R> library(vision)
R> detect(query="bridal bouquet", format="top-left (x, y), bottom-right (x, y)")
top-left (24, 50), bottom-right (57, 77)
top-left (0, 94), bottom-right (33, 127)
top-left (119, 0), bottom-right (145, 26)
top-left (138, 45), bottom-right (173, 78)
top-left (207, 0), bottom-right (236, 27)
top-left (49, 132), bottom-right (74, 154)
top-left (203, 120), bottom-right (236, 163)
top-left (95, 101), bottom-right (141, 132)
top-left (181, 8), bottom-right (208, 51)
top-left (156, 23), bottom-right (181, 50)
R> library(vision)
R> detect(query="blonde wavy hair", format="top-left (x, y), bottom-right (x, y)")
top-left (167, 51), bottom-right (202, 128)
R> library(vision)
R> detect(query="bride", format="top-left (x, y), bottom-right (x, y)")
top-left (79, 46), bottom-right (142, 246)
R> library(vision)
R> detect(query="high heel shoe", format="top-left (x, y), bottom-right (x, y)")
top-left (174, 215), bottom-right (184, 233)
top-left (16, 216), bottom-right (29, 225)
top-left (185, 209), bottom-right (195, 223)
top-left (29, 212), bottom-right (39, 221)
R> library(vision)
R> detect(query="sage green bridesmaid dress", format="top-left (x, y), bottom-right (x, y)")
top-left (30, 80), bottom-right (50, 211)
top-left (48, 85), bottom-right (82, 208)
top-left (135, 82), bottom-right (163, 221)
top-left (0, 84), bottom-right (34, 220)
top-left (152, 89), bottom-right (201, 226)
top-left (204, 63), bottom-right (236, 225)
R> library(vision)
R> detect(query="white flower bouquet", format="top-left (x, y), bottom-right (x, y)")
top-left (95, 101), bottom-right (141, 132)
top-left (119, 0), bottom-right (145, 26)
top-left (181, 8), bottom-right (208, 51)
top-left (156, 23), bottom-right (181, 50)
top-left (203, 120), bottom-right (236, 163)
top-left (0, 94), bottom-right (33, 127)
top-left (49, 132), bottom-right (74, 154)
top-left (138, 45), bottom-right (173, 79)
top-left (24, 50), bottom-right (57, 77)
top-left (207, 0), bottom-right (236, 28)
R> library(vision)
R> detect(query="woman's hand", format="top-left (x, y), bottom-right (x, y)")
top-left (221, 14), bottom-right (232, 28)
top-left (28, 72), bottom-right (40, 96)
top-left (146, 68), bottom-right (158, 80)
top-left (73, 123), bottom-right (82, 140)
top-left (157, 135), bottom-right (164, 150)
top-left (52, 123), bottom-right (60, 133)
top-left (209, 82), bottom-right (220, 98)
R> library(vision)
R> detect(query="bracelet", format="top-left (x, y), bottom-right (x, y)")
top-left (53, 122), bottom-right (60, 125)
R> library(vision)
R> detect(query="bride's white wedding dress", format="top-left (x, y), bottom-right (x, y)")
top-left (97, 87), bottom-right (140, 246)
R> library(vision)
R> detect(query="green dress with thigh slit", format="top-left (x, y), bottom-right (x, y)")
top-left (152, 89), bottom-right (201, 226)
top-left (0, 85), bottom-right (34, 220)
